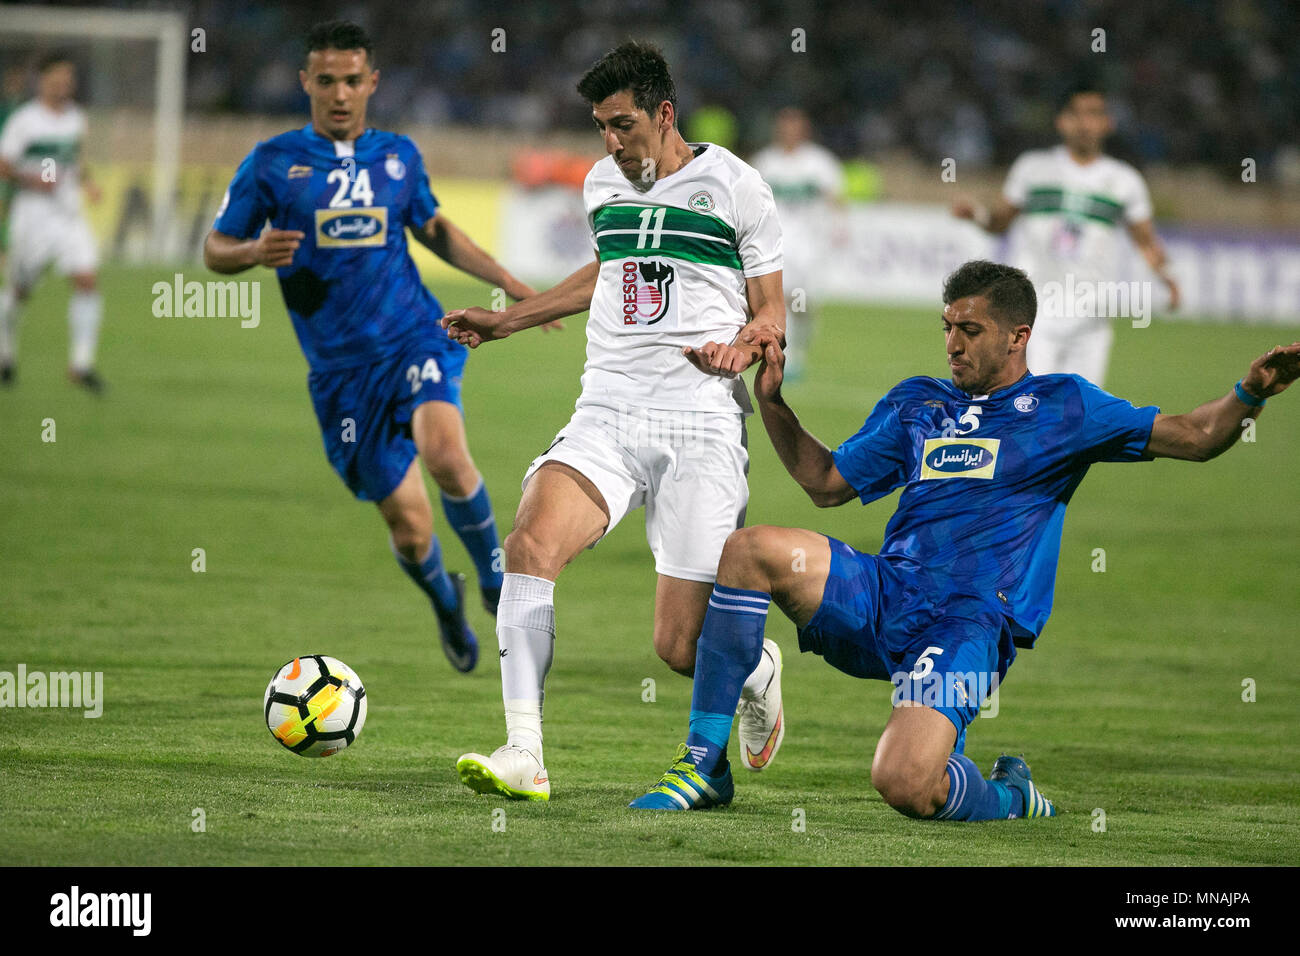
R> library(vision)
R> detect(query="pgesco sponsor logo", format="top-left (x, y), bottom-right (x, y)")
top-left (0, 664), bottom-right (102, 718)
top-left (50, 886), bottom-right (151, 936)
top-left (152, 273), bottom-right (260, 329)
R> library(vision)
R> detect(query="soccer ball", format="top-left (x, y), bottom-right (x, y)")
top-left (264, 655), bottom-right (367, 757)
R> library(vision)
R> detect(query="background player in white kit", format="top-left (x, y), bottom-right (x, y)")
top-left (441, 42), bottom-right (787, 801)
top-left (0, 54), bottom-right (105, 392)
top-left (750, 107), bottom-right (844, 381)
top-left (953, 83), bottom-right (1179, 386)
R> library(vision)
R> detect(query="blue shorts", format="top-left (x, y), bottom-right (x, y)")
top-left (797, 535), bottom-right (1017, 752)
top-left (307, 336), bottom-right (467, 502)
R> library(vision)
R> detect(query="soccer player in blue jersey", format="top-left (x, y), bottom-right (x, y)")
top-left (203, 21), bottom-right (541, 672)
top-left (630, 259), bottom-right (1300, 818)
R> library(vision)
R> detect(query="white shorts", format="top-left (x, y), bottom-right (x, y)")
top-left (522, 402), bottom-right (749, 583)
top-left (5, 201), bottom-right (98, 291)
top-left (1026, 319), bottom-right (1114, 386)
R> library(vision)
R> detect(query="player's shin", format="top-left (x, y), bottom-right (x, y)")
top-left (440, 477), bottom-right (504, 612)
top-left (68, 290), bottom-right (102, 373)
top-left (0, 286), bottom-right (17, 367)
top-left (932, 753), bottom-right (1019, 821)
top-left (686, 585), bottom-right (769, 775)
top-left (497, 572), bottom-right (556, 760)
top-left (391, 534), bottom-right (460, 613)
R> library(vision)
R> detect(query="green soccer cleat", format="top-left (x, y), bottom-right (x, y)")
top-left (628, 743), bottom-right (734, 810)
top-left (990, 754), bottom-right (1056, 818)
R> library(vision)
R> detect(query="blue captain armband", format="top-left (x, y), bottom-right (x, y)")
top-left (1234, 380), bottom-right (1266, 407)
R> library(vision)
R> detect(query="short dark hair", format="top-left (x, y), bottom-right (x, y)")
top-left (37, 51), bottom-right (75, 74)
top-left (304, 20), bottom-right (375, 70)
top-left (1057, 77), bottom-right (1106, 114)
top-left (942, 260), bottom-right (1037, 329)
top-left (576, 41), bottom-right (676, 119)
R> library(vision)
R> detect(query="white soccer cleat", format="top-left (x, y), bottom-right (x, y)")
top-left (456, 744), bottom-right (550, 801)
top-left (736, 638), bottom-right (784, 772)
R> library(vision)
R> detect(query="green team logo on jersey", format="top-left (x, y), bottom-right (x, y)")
top-left (593, 203), bottom-right (741, 270)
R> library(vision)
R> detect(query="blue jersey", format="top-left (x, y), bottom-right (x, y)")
top-left (214, 125), bottom-right (448, 371)
top-left (831, 373), bottom-right (1159, 647)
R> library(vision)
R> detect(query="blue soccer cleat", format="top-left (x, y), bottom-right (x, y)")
top-left (435, 572), bottom-right (479, 673)
top-left (990, 754), bottom-right (1056, 818)
top-left (629, 743), bottom-right (734, 810)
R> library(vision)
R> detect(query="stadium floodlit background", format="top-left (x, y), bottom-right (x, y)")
top-left (1, 0), bottom-right (1297, 871)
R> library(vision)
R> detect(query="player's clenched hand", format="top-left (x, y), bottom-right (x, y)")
top-left (253, 227), bottom-right (305, 269)
top-left (1241, 343), bottom-right (1300, 399)
top-left (736, 321), bottom-right (786, 350)
top-left (441, 306), bottom-right (510, 348)
top-left (682, 340), bottom-right (759, 378)
top-left (753, 337), bottom-right (786, 403)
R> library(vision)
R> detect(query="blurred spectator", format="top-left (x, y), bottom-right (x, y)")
top-left (4, 0), bottom-right (1295, 179)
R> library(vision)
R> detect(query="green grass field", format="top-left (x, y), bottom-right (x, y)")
top-left (1, 264), bottom-right (1297, 866)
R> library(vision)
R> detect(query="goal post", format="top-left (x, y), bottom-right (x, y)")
top-left (0, 4), bottom-right (186, 258)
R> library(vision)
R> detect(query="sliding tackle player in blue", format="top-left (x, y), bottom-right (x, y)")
top-left (632, 259), bottom-right (1300, 818)
top-left (204, 21), bottom-right (542, 671)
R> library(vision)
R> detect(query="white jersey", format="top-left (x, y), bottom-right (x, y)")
top-left (750, 142), bottom-right (842, 278)
top-left (750, 142), bottom-right (843, 208)
top-left (1003, 145), bottom-right (1152, 310)
top-left (581, 143), bottom-right (782, 415)
top-left (0, 99), bottom-right (88, 218)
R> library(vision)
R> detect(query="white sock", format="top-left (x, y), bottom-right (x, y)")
top-left (498, 572), bottom-right (555, 761)
top-left (0, 286), bottom-right (17, 365)
top-left (740, 643), bottom-right (775, 700)
top-left (68, 290), bottom-right (102, 372)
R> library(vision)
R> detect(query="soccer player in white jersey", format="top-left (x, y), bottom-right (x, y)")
top-left (441, 42), bottom-right (787, 801)
top-left (750, 107), bottom-right (844, 381)
top-left (953, 83), bottom-right (1179, 386)
top-left (0, 54), bottom-right (105, 392)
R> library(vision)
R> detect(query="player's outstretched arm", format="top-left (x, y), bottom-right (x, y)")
top-left (203, 226), bottom-right (304, 275)
top-left (752, 337), bottom-right (856, 507)
top-left (441, 259), bottom-right (599, 348)
top-left (951, 196), bottom-right (1020, 234)
top-left (415, 213), bottom-right (536, 302)
top-left (1128, 219), bottom-right (1180, 310)
top-left (1145, 343), bottom-right (1300, 461)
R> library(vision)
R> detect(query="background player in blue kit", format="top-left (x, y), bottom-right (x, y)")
top-left (631, 259), bottom-right (1300, 818)
top-left (203, 21), bottom-right (542, 672)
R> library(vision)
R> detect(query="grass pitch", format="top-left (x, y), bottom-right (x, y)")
top-left (1, 265), bottom-right (1297, 865)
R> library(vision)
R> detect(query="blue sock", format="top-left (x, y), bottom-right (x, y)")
top-left (685, 585), bottom-right (769, 776)
top-left (393, 536), bottom-right (460, 615)
top-left (441, 479), bottom-right (503, 597)
top-left (932, 753), bottom-right (1022, 821)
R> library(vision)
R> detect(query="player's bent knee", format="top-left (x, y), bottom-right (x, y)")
top-left (718, 526), bottom-right (777, 584)
top-left (654, 641), bottom-right (694, 676)
top-left (503, 527), bottom-right (564, 578)
top-left (424, 454), bottom-right (478, 498)
top-left (871, 761), bottom-right (941, 819)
